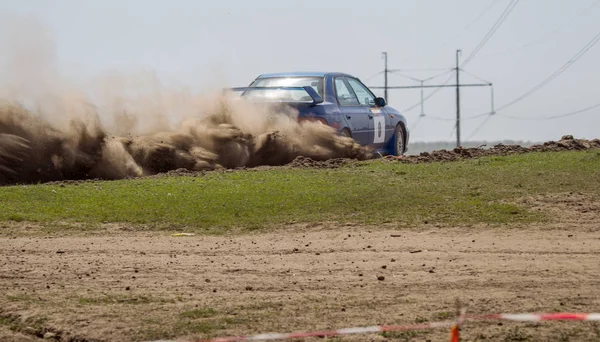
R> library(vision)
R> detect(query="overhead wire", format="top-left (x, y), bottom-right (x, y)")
top-left (449, 123), bottom-right (457, 139)
top-left (414, 111), bottom-right (489, 122)
top-left (495, 29), bottom-right (600, 112)
top-left (423, 115), bottom-right (455, 122)
top-left (461, 0), bottom-right (521, 67)
top-left (361, 71), bottom-right (384, 83)
top-left (457, 0), bottom-right (501, 35)
top-left (388, 71), bottom-right (422, 83)
top-left (401, 0), bottom-right (519, 113)
top-left (404, 68), bottom-right (493, 121)
top-left (497, 101), bottom-right (600, 121)
top-left (465, 28), bottom-right (600, 139)
top-left (479, 0), bottom-right (600, 58)
top-left (466, 114), bottom-right (494, 140)
top-left (425, 0), bottom-right (500, 58)
top-left (388, 67), bottom-right (453, 72)
top-left (389, 69), bottom-right (454, 83)
top-left (409, 115), bottom-right (424, 132)
top-left (458, 69), bottom-right (492, 84)
top-left (401, 73), bottom-right (454, 112)
top-left (422, 69), bottom-right (456, 82)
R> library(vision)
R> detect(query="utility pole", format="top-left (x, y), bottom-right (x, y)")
top-left (455, 49), bottom-right (461, 148)
top-left (382, 52), bottom-right (388, 101)
top-left (369, 50), bottom-right (494, 147)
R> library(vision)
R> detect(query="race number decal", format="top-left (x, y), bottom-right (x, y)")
top-left (373, 115), bottom-right (385, 143)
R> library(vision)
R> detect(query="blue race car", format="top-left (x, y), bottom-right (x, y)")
top-left (231, 72), bottom-right (409, 156)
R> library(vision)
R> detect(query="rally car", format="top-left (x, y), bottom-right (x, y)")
top-left (230, 72), bottom-right (409, 156)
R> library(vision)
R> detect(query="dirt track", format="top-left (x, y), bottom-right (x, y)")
top-left (1, 217), bottom-right (600, 341)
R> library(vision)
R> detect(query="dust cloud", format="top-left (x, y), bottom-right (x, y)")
top-left (0, 17), bottom-right (371, 186)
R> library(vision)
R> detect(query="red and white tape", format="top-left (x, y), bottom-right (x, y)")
top-left (148, 312), bottom-right (600, 342)
top-left (471, 313), bottom-right (600, 322)
top-left (150, 321), bottom-right (454, 342)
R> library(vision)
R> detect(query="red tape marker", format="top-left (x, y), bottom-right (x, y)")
top-left (470, 313), bottom-right (600, 322)
top-left (148, 321), bottom-right (454, 342)
top-left (147, 313), bottom-right (600, 342)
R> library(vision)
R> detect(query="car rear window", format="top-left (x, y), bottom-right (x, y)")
top-left (250, 77), bottom-right (323, 97)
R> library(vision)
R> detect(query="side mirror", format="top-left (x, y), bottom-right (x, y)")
top-left (375, 97), bottom-right (386, 107)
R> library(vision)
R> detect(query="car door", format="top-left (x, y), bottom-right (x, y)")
top-left (346, 77), bottom-right (390, 149)
top-left (334, 77), bottom-right (371, 145)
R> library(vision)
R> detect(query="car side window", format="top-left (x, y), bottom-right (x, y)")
top-left (335, 77), bottom-right (359, 106)
top-left (347, 78), bottom-right (375, 106)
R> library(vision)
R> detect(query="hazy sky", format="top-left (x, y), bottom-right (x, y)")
top-left (1, 0), bottom-right (599, 142)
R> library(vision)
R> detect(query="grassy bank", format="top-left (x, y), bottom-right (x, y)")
top-left (1, 150), bottom-right (599, 233)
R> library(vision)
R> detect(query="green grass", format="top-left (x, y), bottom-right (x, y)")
top-left (1, 151), bottom-right (599, 233)
top-left (5, 294), bottom-right (35, 303)
top-left (180, 308), bottom-right (217, 319)
top-left (380, 330), bottom-right (423, 340)
top-left (141, 308), bottom-right (247, 340)
top-left (76, 294), bottom-right (175, 305)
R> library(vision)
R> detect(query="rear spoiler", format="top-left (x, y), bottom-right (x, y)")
top-left (224, 86), bottom-right (324, 105)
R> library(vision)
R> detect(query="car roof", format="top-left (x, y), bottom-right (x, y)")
top-left (256, 72), bottom-right (355, 79)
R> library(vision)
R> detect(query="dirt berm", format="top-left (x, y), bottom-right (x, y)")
top-left (388, 135), bottom-right (600, 163)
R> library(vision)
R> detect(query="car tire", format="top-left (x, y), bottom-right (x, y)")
top-left (340, 128), bottom-right (352, 138)
top-left (393, 125), bottom-right (405, 156)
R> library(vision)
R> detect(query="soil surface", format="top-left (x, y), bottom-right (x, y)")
top-left (392, 135), bottom-right (600, 164)
top-left (1, 205), bottom-right (599, 341)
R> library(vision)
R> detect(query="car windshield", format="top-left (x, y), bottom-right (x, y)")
top-left (250, 77), bottom-right (323, 97)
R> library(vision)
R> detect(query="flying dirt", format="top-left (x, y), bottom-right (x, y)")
top-left (0, 98), bottom-right (372, 185)
top-left (0, 16), bottom-right (373, 186)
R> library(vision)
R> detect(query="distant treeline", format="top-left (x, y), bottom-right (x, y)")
top-left (406, 140), bottom-right (541, 155)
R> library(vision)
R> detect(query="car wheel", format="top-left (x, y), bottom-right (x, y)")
top-left (393, 125), bottom-right (405, 156)
top-left (340, 128), bottom-right (351, 138)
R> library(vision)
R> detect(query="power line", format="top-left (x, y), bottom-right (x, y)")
top-left (361, 71), bottom-right (384, 83)
top-left (496, 29), bottom-right (600, 112)
top-left (389, 69), bottom-right (454, 83)
top-left (467, 100), bottom-right (600, 140)
top-left (464, 27), bottom-right (600, 139)
top-left (372, 83), bottom-right (490, 89)
top-left (424, 115), bottom-right (456, 122)
top-left (498, 101), bottom-right (600, 121)
top-left (479, 0), bottom-right (600, 58)
top-left (413, 111), bottom-right (490, 122)
top-left (461, 0), bottom-right (521, 67)
top-left (424, 0), bottom-right (500, 58)
top-left (449, 123), bottom-right (457, 139)
top-left (459, 69), bottom-right (492, 84)
top-left (388, 67), bottom-right (453, 72)
top-left (401, 74), bottom-right (454, 112)
top-left (388, 71), bottom-right (422, 83)
top-left (464, 112), bottom-right (491, 120)
top-left (409, 115), bottom-right (424, 132)
top-left (458, 0), bottom-right (501, 35)
top-left (401, 0), bottom-right (518, 113)
top-left (421, 69), bottom-right (455, 82)
top-left (466, 114), bottom-right (494, 140)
